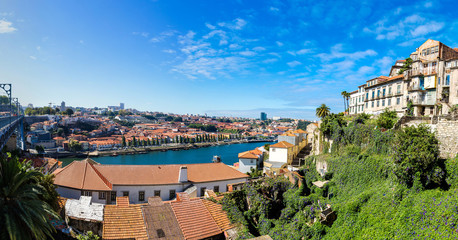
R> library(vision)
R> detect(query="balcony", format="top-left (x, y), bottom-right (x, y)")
top-left (408, 85), bottom-right (426, 92)
top-left (407, 68), bottom-right (437, 77)
top-left (411, 99), bottom-right (435, 106)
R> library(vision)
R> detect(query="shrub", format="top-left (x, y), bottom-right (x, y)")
top-left (392, 124), bottom-right (443, 188)
top-left (376, 109), bottom-right (397, 129)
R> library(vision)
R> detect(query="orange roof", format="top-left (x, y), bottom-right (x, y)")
top-left (238, 151), bottom-right (259, 159)
top-left (270, 141), bottom-right (294, 148)
top-left (103, 198), bottom-right (148, 240)
top-left (54, 160), bottom-right (248, 189)
top-left (169, 193), bottom-right (222, 240)
top-left (387, 74), bottom-right (404, 81)
top-left (250, 149), bottom-right (263, 155)
top-left (142, 197), bottom-right (185, 240)
top-left (294, 129), bottom-right (307, 134)
top-left (53, 159), bottom-right (112, 191)
top-left (202, 199), bottom-right (235, 232)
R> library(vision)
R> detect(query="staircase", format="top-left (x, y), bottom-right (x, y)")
top-left (291, 144), bottom-right (312, 167)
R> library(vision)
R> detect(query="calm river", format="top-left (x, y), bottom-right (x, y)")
top-left (60, 141), bottom-right (271, 167)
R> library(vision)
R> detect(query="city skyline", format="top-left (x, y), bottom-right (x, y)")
top-left (1, 0), bottom-right (458, 120)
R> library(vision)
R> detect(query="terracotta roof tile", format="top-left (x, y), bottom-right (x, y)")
top-left (169, 193), bottom-right (222, 240)
top-left (202, 199), bottom-right (235, 232)
top-left (53, 159), bottom-right (112, 191)
top-left (142, 197), bottom-right (185, 240)
top-left (238, 151), bottom-right (259, 159)
top-left (270, 141), bottom-right (294, 148)
top-left (103, 198), bottom-right (148, 240)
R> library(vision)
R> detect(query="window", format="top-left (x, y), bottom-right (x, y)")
top-left (446, 75), bottom-right (450, 85)
top-left (99, 192), bottom-right (106, 200)
top-left (447, 62), bottom-right (452, 68)
top-left (154, 190), bottom-right (161, 197)
top-left (156, 229), bottom-right (165, 238)
top-left (430, 108), bottom-right (433, 115)
top-left (139, 191), bottom-right (145, 201)
top-left (366, 92), bottom-right (369, 100)
top-left (123, 191), bottom-right (129, 197)
top-left (397, 85), bottom-right (401, 94)
top-left (438, 77), bottom-right (441, 85)
top-left (388, 99), bottom-right (391, 106)
top-left (250, 159), bottom-right (254, 164)
top-left (388, 87), bottom-right (392, 94)
top-left (397, 98), bottom-right (400, 105)
top-left (366, 102), bottom-right (368, 108)
top-left (214, 186), bottom-right (219, 193)
top-left (82, 191), bottom-right (92, 197)
top-left (372, 91), bottom-right (374, 99)
top-left (377, 90), bottom-right (380, 97)
top-left (371, 101), bottom-right (374, 107)
top-left (169, 189), bottom-right (176, 199)
top-left (200, 187), bottom-right (206, 197)
top-left (362, 105), bottom-right (364, 111)
top-left (382, 89), bottom-right (386, 97)
top-left (377, 101), bottom-right (380, 107)
top-left (382, 100), bottom-right (385, 106)
top-left (111, 191), bottom-right (117, 201)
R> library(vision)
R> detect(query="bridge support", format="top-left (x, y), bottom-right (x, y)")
top-left (16, 118), bottom-right (25, 150)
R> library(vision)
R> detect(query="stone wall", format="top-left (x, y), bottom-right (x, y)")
top-left (436, 120), bottom-right (458, 159)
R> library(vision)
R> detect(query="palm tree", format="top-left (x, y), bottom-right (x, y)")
top-left (345, 92), bottom-right (351, 114)
top-left (341, 91), bottom-right (347, 113)
top-left (316, 104), bottom-right (331, 118)
top-left (0, 156), bottom-right (59, 240)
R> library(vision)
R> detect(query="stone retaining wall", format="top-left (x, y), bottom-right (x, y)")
top-left (436, 120), bottom-right (458, 159)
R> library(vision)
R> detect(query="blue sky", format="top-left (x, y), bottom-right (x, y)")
top-left (1, 0), bottom-right (457, 120)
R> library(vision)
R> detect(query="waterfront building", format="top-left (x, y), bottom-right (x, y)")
top-left (61, 101), bottom-right (66, 111)
top-left (237, 148), bottom-right (264, 173)
top-left (260, 112), bottom-right (267, 121)
top-left (53, 159), bottom-right (249, 204)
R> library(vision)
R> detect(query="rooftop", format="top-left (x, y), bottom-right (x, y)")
top-left (103, 197), bottom-right (148, 240)
top-left (270, 141), bottom-right (295, 148)
top-left (169, 193), bottom-right (222, 240)
top-left (142, 197), bottom-right (185, 240)
top-left (65, 196), bottom-right (104, 222)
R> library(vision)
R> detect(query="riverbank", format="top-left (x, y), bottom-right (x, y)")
top-left (47, 139), bottom-right (274, 159)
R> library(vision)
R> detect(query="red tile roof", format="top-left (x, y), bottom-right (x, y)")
top-left (270, 141), bottom-right (294, 148)
top-left (103, 198), bottom-right (148, 240)
top-left (238, 151), bottom-right (259, 159)
top-left (142, 197), bottom-right (185, 240)
top-left (54, 160), bottom-right (248, 190)
top-left (169, 193), bottom-right (222, 240)
top-left (53, 159), bottom-right (112, 191)
top-left (202, 199), bottom-right (235, 232)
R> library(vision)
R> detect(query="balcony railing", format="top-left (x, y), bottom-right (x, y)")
top-left (407, 68), bottom-right (437, 76)
top-left (408, 85), bottom-right (426, 91)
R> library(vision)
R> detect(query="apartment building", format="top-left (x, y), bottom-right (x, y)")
top-left (347, 39), bottom-right (458, 117)
top-left (404, 39), bottom-right (458, 116)
top-left (364, 75), bottom-right (405, 115)
top-left (349, 84), bottom-right (366, 115)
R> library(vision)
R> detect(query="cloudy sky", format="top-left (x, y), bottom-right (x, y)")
top-left (1, 0), bottom-right (457, 120)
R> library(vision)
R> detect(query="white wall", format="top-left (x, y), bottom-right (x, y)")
top-left (269, 147), bottom-right (288, 163)
top-left (238, 158), bottom-right (256, 174)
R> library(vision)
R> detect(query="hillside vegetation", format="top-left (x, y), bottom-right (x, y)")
top-left (221, 111), bottom-right (458, 239)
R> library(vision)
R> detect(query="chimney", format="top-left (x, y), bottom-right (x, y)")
top-left (179, 166), bottom-right (188, 183)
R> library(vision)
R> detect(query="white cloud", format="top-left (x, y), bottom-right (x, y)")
top-left (79, 40), bottom-right (84, 44)
top-left (36, 46), bottom-right (41, 51)
top-left (218, 18), bottom-right (247, 30)
top-left (132, 32), bottom-right (149, 37)
top-left (150, 30), bottom-right (179, 43)
top-left (253, 46), bottom-right (266, 52)
top-left (410, 21), bottom-right (444, 37)
top-left (276, 41), bottom-right (284, 47)
top-left (205, 23), bottom-right (216, 30)
top-left (287, 61), bottom-right (302, 67)
top-left (239, 50), bottom-right (256, 56)
top-left (296, 49), bottom-right (313, 55)
top-left (0, 20), bottom-right (17, 33)
top-left (317, 44), bottom-right (377, 61)
top-left (398, 37), bottom-right (425, 47)
top-left (163, 49), bottom-right (176, 54)
top-left (423, 1), bottom-right (433, 8)
top-left (376, 56), bottom-right (394, 70)
top-left (29, 56), bottom-right (37, 60)
top-left (263, 58), bottom-right (278, 64)
top-left (269, 7), bottom-right (280, 12)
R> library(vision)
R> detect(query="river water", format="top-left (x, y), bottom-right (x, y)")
top-left (60, 141), bottom-right (271, 167)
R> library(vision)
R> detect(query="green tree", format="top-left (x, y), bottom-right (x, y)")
top-left (376, 109), bottom-right (398, 129)
top-left (65, 108), bottom-right (74, 116)
top-left (68, 139), bottom-right (83, 152)
top-left (341, 91), bottom-right (348, 113)
top-left (77, 231), bottom-right (100, 240)
top-left (398, 57), bottom-right (413, 74)
top-left (393, 125), bottom-right (443, 188)
top-left (0, 156), bottom-right (60, 240)
top-left (122, 136), bottom-right (126, 147)
top-left (316, 104), bottom-right (331, 118)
